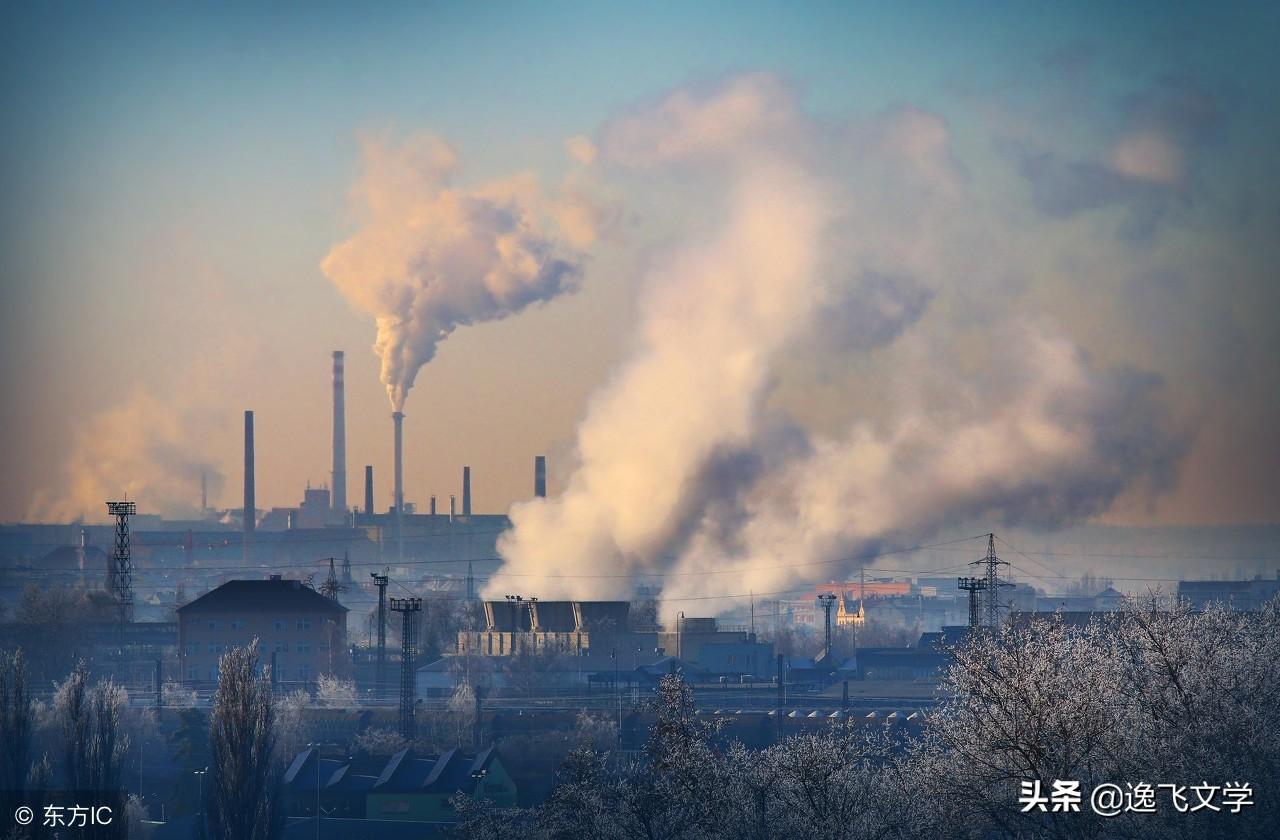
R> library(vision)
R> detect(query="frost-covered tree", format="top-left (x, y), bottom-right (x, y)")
top-left (273, 688), bottom-right (310, 765)
top-left (208, 641), bottom-right (281, 840)
top-left (314, 674), bottom-right (356, 707)
top-left (1, 650), bottom-right (33, 789)
top-left (917, 600), bottom-right (1280, 839)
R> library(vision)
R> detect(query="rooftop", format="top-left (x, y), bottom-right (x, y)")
top-left (177, 577), bottom-right (347, 615)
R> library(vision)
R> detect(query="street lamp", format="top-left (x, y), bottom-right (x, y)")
top-left (193, 767), bottom-right (207, 829)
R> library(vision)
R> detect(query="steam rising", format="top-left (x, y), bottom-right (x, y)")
top-left (322, 134), bottom-right (594, 411)
top-left (492, 75), bottom-right (1183, 611)
top-left (28, 387), bottom-right (226, 522)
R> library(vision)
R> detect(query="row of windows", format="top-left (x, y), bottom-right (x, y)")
top-left (185, 642), bottom-right (327, 655)
top-left (187, 665), bottom-right (312, 681)
top-left (196, 618), bottom-right (318, 631)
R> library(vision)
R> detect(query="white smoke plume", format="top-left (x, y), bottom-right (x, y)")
top-left (491, 73), bottom-right (1183, 612)
top-left (27, 386), bottom-right (227, 522)
top-left (322, 133), bottom-right (597, 411)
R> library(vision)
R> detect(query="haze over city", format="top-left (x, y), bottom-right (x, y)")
top-left (2, 4), bottom-right (1279, 840)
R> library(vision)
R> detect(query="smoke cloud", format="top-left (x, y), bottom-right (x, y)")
top-left (491, 74), bottom-right (1185, 612)
top-left (27, 386), bottom-right (227, 522)
top-left (322, 133), bottom-right (597, 411)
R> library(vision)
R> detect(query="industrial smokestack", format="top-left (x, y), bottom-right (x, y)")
top-left (332, 351), bottom-right (347, 513)
top-left (462, 466), bottom-right (472, 516)
top-left (392, 411), bottom-right (404, 563)
top-left (430, 495), bottom-right (436, 516)
top-left (449, 494), bottom-right (456, 523)
top-left (364, 465), bottom-right (374, 515)
top-left (534, 455), bottom-right (546, 498)
top-left (392, 412), bottom-right (404, 514)
top-left (244, 410), bottom-right (255, 534)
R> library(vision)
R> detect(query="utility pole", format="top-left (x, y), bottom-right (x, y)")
top-left (319, 558), bottom-right (347, 600)
top-left (389, 597), bottom-right (422, 741)
top-left (106, 501), bottom-right (136, 650)
top-left (817, 593), bottom-right (837, 659)
top-left (371, 571), bottom-right (389, 699)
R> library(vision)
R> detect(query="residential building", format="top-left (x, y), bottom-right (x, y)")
top-left (176, 576), bottom-right (348, 687)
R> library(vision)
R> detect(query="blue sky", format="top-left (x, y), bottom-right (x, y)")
top-left (2, 1), bottom-right (1277, 530)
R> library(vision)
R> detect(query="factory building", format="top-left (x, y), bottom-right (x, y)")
top-left (457, 600), bottom-right (648, 657)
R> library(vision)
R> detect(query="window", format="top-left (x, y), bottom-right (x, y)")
top-left (295, 643), bottom-right (310, 654)
top-left (188, 667), bottom-right (199, 680)
top-left (208, 667), bottom-right (218, 681)
top-left (273, 619), bottom-right (286, 631)
top-left (230, 619), bottom-right (244, 630)
top-left (296, 618), bottom-right (312, 630)
top-left (274, 642), bottom-right (288, 653)
top-left (208, 643), bottom-right (218, 654)
top-left (378, 800), bottom-right (410, 814)
top-left (207, 619), bottom-right (220, 631)
top-left (186, 643), bottom-right (198, 655)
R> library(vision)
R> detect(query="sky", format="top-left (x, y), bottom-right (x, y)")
top-left (1, 0), bottom-right (1278, 545)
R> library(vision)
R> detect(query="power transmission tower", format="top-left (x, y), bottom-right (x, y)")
top-left (957, 577), bottom-right (989, 629)
top-left (319, 558), bottom-right (348, 600)
top-left (389, 597), bottom-right (422, 741)
top-left (371, 571), bottom-right (389, 699)
top-left (817, 592), bottom-right (837, 659)
top-left (105, 501), bottom-right (136, 646)
top-left (978, 533), bottom-right (1012, 630)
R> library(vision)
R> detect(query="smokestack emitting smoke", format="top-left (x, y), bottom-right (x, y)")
top-left (462, 466), bottom-right (471, 516)
top-left (534, 455), bottom-right (546, 498)
top-left (321, 133), bottom-right (596, 413)
top-left (332, 351), bottom-right (347, 513)
top-left (364, 465), bottom-right (374, 515)
top-left (491, 74), bottom-right (1182, 614)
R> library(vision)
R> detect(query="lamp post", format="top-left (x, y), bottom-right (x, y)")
top-left (193, 767), bottom-right (207, 829)
top-left (307, 742), bottom-right (324, 840)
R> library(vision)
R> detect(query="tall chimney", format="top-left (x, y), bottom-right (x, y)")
top-left (392, 412), bottom-right (404, 514)
top-left (244, 410), bottom-right (256, 534)
top-left (392, 411), bottom-right (405, 563)
top-left (534, 455), bottom-right (547, 498)
top-left (331, 351), bottom-right (347, 513)
top-left (449, 494), bottom-right (456, 523)
top-left (430, 495), bottom-right (437, 516)
top-left (462, 466), bottom-right (472, 516)
top-left (364, 465), bottom-right (374, 515)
